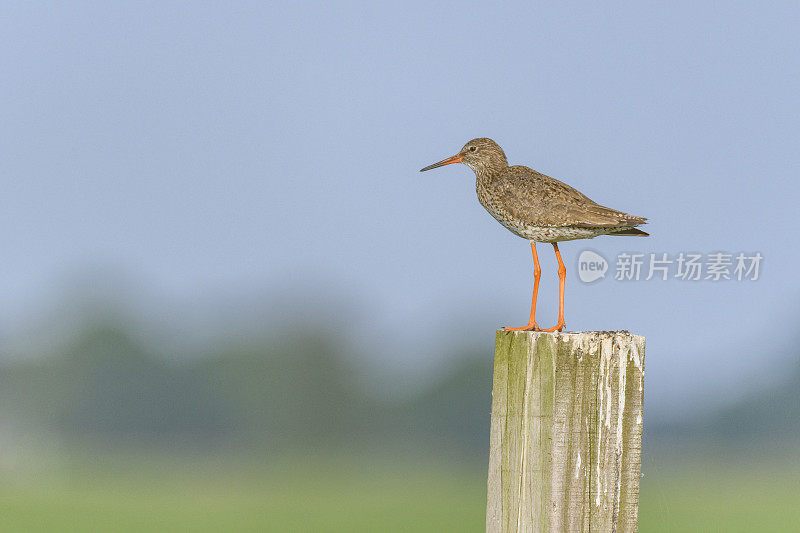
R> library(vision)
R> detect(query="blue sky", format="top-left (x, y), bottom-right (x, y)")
top-left (2, 2), bottom-right (799, 419)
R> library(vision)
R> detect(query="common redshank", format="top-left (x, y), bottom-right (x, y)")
top-left (420, 138), bottom-right (648, 332)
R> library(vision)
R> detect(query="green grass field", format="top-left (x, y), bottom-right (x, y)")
top-left (1, 452), bottom-right (798, 532)
top-left (638, 454), bottom-right (800, 532)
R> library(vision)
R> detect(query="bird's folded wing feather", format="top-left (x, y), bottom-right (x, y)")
top-left (500, 167), bottom-right (647, 228)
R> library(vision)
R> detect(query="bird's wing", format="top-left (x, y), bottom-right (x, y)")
top-left (500, 167), bottom-right (647, 228)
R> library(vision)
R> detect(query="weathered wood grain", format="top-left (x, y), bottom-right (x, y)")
top-left (486, 331), bottom-right (645, 533)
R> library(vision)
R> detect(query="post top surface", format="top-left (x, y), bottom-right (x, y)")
top-left (495, 329), bottom-right (645, 342)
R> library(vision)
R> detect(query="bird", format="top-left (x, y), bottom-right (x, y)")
top-left (420, 137), bottom-right (648, 332)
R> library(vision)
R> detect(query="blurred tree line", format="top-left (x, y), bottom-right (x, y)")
top-left (1, 290), bottom-right (798, 456)
top-left (0, 314), bottom-right (493, 455)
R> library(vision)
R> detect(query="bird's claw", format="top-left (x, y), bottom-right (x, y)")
top-left (538, 322), bottom-right (566, 333)
top-left (503, 323), bottom-right (540, 332)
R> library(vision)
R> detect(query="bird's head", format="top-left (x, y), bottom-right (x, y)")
top-left (420, 137), bottom-right (508, 175)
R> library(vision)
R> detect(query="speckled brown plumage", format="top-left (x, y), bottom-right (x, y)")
top-left (420, 137), bottom-right (649, 332)
top-left (422, 137), bottom-right (647, 242)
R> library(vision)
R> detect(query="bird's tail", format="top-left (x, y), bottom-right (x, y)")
top-left (610, 228), bottom-right (649, 237)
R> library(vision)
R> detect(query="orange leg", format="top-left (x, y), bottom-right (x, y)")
top-left (539, 243), bottom-right (566, 332)
top-left (504, 242), bottom-right (542, 331)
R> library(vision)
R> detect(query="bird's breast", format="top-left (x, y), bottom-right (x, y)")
top-left (476, 183), bottom-right (529, 238)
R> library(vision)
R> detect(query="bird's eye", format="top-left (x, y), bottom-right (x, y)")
top-left (469, 146), bottom-right (477, 152)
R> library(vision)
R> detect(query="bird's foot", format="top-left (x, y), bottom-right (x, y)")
top-left (503, 323), bottom-right (540, 332)
top-left (538, 321), bottom-right (565, 333)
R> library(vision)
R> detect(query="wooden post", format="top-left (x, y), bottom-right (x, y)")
top-left (486, 330), bottom-right (645, 533)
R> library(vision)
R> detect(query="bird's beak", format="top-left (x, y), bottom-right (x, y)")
top-left (419, 154), bottom-right (463, 172)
